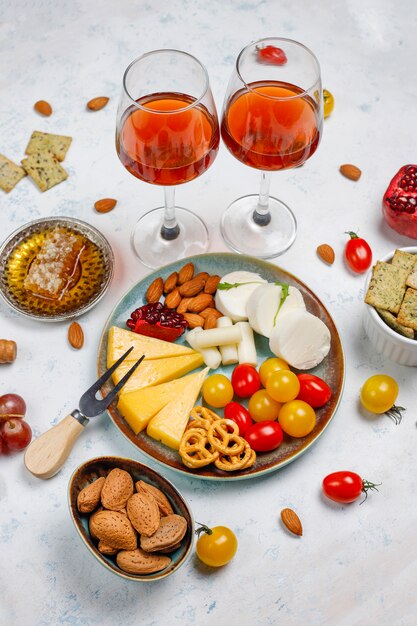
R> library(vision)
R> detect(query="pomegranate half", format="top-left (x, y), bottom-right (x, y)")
top-left (383, 164), bottom-right (417, 239)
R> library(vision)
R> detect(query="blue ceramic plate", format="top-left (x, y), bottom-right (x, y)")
top-left (98, 253), bottom-right (345, 481)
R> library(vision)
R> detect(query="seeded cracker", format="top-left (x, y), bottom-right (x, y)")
top-left (21, 150), bottom-right (68, 192)
top-left (397, 288), bottom-right (417, 330)
top-left (0, 154), bottom-right (26, 192)
top-left (364, 261), bottom-right (408, 314)
top-left (406, 265), bottom-right (417, 290)
top-left (376, 309), bottom-right (414, 339)
top-left (25, 130), bottom-right (72, 162)
top-left (391, 249), bottom-right (417, 273)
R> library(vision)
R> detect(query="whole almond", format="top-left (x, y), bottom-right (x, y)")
top-left (89, 507), bottom-right (103, 540)
top-left (194, 272), bottom-right (210, 283)
top-left (187, 293), bottom-right (214, 313)
top-left (87, 96), bottom-right (109, 111)
top-left (163, 271), bottom-right (178, 294)
top-left (98, 540), bottom-right (118, 556)
top-left (90, 509), bottom-right (137, 550)
top-left (340, 164), bottom-right (361, 181)
top-left (281, 508), bottom-right (303, 536)
top-left (34, 100), bottom-right (52, 116)
top-left (140, 514), bottom-right (187, 552)
top-left (183, 312), bottom-right (204, 329)
top-left (204, 314), bottom-right (219, 330)
top-left (199, 307), bottom-right (222, 320)
top-left (94, 198), bottom-right (117, 213)
top-left (117, 548), bottom-right (171, 574)
top-left (164, 288), bottom-right (181, 309)
top-left (77, 476), bottom-right (106, 513)
top-left (68, 322), bottom-right (84, 349)
top-left (135, 480), bottom-right (174, 517)
top-left (179, 277), bottom-right (205, 297)
top-left (177, 297), bottom-right (192, 314)
top-left (101, 468), bottom-right (134, 511)
top-left (127, 492), bottom-right (160, 536)
top-left (178, 262), bottom-right (194, 284)
top-left (146, 277), bottom-right (163, 303)
top-left (316, 244), bottom-right (335, 265)
top-left (204, 275), bottom-right (221, 294)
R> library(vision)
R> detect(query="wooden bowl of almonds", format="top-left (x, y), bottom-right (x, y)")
top-left (68, 456), bottom-right (194, 581)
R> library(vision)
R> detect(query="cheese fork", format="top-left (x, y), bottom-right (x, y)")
top-left (24, 347), bottom-right (144, 480)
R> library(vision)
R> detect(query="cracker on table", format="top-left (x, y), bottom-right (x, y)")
top-left (364, 261), bottom-right (408, 314)
top-left (21, 150), bottom-right (68, 192)
top-left (0, 153), bottom-right (26, 192)
top-left (406, 266), bottom-right (417, 290)
top-left (397, 288), bottom-right (417, 330)
top-left (25, 131), bottom-right (72, 162)
top-left (376, 308), bottom-right (414, 339)
top-left (391, 249), bottom-right (417, 274)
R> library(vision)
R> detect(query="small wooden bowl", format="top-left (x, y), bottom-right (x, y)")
top-left (68, 456), bottom-right (194, 581)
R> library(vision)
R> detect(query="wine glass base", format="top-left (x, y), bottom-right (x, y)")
top-left (131, 207), bottom-right (209, 268)
top-left (220, 194), bottom-right (297, 258)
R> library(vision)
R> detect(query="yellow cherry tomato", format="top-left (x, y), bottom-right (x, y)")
top-left (259, 357), bottom-right (290, 387)
top-left (266, 370), bottom-right (300, 403)
top-left (202, 374), bottom-right (234, 408)
top-left (323, 89), bottom-right (334, 118)
top-left (360, 375), bottom-right (398, 414)
top-left (248, 389), bottom-right (281, 422)
top-left (278, 400), bottom-right (316, 437)
top-left (196, 525), bottom-right (238, 567)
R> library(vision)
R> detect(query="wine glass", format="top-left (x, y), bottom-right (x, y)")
top-left (116, 50), bottom-right (220, 268)
top-left (220, 37), bottom-right (323, 258)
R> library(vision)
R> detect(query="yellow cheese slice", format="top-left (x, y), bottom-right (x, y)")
top-left (147, 368), bottom-right (209, 450)
top-left (112, 353), bottom-right (204, 395)
top-left (107, 326), bottom-right (195, 367)
top-left (117, 371), bottom-right (202, 434)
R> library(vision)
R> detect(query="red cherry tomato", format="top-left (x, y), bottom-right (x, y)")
top-left (344, 232), bottom-right (372, 274)
top-left (322, 471), bottom-right (380, 504)
top-left (257, 45), bottom-right (287, 65)
top-left (244, 421), bottom-right (283, 452)
top-left (231, 364), bottom-right (261, 398)
top-left (0, 418), bottom-right (32, 452)
top-left (224, 402), bottom-right (252, 435)
top-left (296, 374), bottom-right (332, 408)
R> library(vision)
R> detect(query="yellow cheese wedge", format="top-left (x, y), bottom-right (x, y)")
top-left (112, 353), bottom-right (204, 395)
top-left (107, 326), bottom-right (195, 367)
top-left (147, 367), bottom-right (209, 450)
top-left (117, 372), bottom-right (202, 434)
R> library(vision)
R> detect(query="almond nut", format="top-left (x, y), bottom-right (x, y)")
top-left (163, 271), bottom-right (178, 294)
top-left (68, 322), bottom-right (84, 349)
top-left (87, 96), bottom-right (109, 111)
top-left (204, 314), bottom-right (219, 330)
top-left (183, 312), bottom-right (204, 329)
top-left (101, 468), bottom-right (134, 511)
top-left (316, 244), bottom-right (335, 265)
top-left (89, 507), bottom-right (103, 541)
top-left (140, 514), bottom-right (187, 552)
top-left (176, 297), bottom-right (193, 314)
top-left (135, 480), bottom-right (174, 517)
top-left (340, 164), bottom-right (361, 181)
top-left (146, 277), bottom-right (163, 303)
top-left (34, 100), bottom-right (52, 116)
top-left (199, 307), bottom-right (222, 320)
top-left (187, 293), bottom-right (214, 313)
top-left (98, 540), bottom-right (118, 556)
top-left (127, 492), bottom-right (160, 536)
top-left (116, 548), bottom-right (171, 574)
top-left (94, 198), bottom-right (117, 213)
top-left (90, 509), bottom-right (137, 550)
top-left (179, 277), bottom-right (205, 297)
top-left (280, 508), bottom-right (303, 536)
top-left (158, 541), bottom-right (182, 554)
top-left (77, 476), bottom-right (106, 513)
top-left (204, 275), bottom-right (221, 294)
top-left (178, 262), bottom-right (194, 284)
top-left (194, 271), bottom-right (210, 283)
top-left (164, 288), bottom-right (181, 309)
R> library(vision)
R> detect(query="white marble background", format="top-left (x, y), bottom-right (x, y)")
top-left (1, 1), bottom-right (417, 625)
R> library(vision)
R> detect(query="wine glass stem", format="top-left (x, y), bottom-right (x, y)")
top-left (253, 171), bottom-right (272, 226)
top-left (161, 186), bottom-right (180, 240)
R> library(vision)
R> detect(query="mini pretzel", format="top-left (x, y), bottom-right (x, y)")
top-left (207, 419), bottom-right (245, 455)
top-left (179, 428), bottom-right (219, 469)
top-left (214, 441), bottom-right (256, 472)
top-left (186, 406), bottom-right (222, 431)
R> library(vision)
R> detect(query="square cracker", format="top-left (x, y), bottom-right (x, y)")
top-left (0, 153), bottom-right (26, 192)
top-left (25, 131), bottom-right (72, 162)
top-left (21, 150), bottom-right (68, 192)
top-left (365, 261), bottom-right (408, 314)
top-left (406, 266), bottom-right (417, 290)
top-left (376, 308), bottom-right (414, 339)
top-left (397, 288), bottom-right (417, 330)
top-left (391, 249), bottom-right (417, 274)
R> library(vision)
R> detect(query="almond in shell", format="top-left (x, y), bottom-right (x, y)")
top-left (280, 508), bottom-right (303, 536)
top-left (68, 322), bottom-right (84, 349)
top-left (126, 492), bottom-right (160, 536)
top-left (178, 262), bottom-right (194, 284)
top-left (146, 277), bottom-right (163, 303)
top-left (116, 548), bottom-right (171, 574)
top-left (101, 468), bottom-right (134, 511)
top-left (90, 509), bottom-right (137, 550)
top-left (77, 476), bottom-right (106, 513)
top-left (140, 514), bottom-right (187, 552)
top-left (98, 540), bottom-right (118, 556)
top-left (87, 96), bottom-right (109, 111)
top-left (135, 480), bottom-right (174, 517)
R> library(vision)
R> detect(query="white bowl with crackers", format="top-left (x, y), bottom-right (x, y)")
top-left (363, 246), bottom-right (417, 366)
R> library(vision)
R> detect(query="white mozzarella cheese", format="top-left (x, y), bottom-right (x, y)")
top-left (247, 284), bottom-right (306, 338)
top-left (215, 271), bottom-right (267, 321)
top-left (236, 321), bottom-right (258, 366)
top-left (185, 328), bottom-right (221, 369)
top-left (193, 325), bottom-right (242, 349)
top-left (216, 317), bottom-right (239, 365)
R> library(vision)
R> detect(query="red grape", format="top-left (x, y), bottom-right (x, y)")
top-left (0, 435), bottom-right (5, 455)
top-left (0, 418), bottom-right (32, 451)
top-left (0, 394), bottom-right (26, 421)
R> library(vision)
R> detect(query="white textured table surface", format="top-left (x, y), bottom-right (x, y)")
top-left (1, 2), bottom-right (417, 625)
